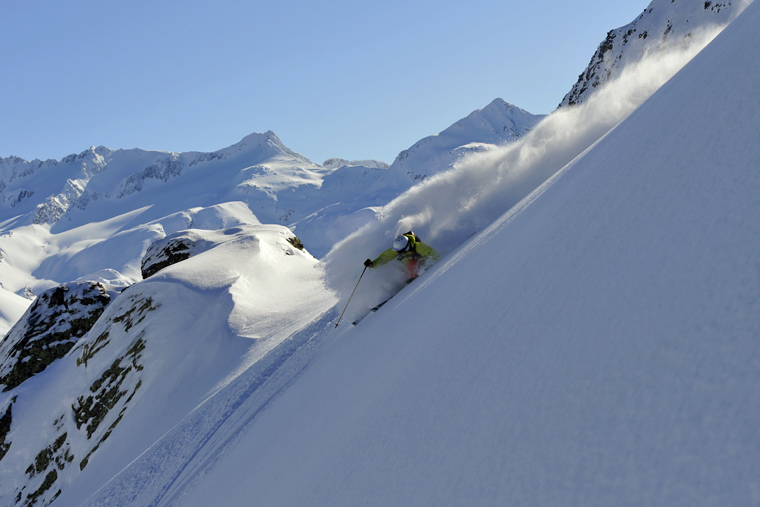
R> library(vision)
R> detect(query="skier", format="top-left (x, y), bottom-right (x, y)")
top-left (364, 231), bottom-right (439, 282)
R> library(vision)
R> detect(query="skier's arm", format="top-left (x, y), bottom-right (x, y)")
top-left (370, 248), bottom-right (398, 267)
top-left (416, 242), bottom-right (440, 263)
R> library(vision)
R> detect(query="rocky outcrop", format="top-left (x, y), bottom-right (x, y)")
top-left (0, 397), bottom-right (14, 461)
top-left (116, 155), bottom-right (184, 198)
top-left (73, 294), bottom-right (155, 471)
top-left (322, 158), bottom-right (389, 170)
top-left (559, 0), bottom-right (750, 107)
top-left (32, 179), bottom-right (93, 225)
top-left (140, 231), bottom-right (207, 279)
top-left (0, 282), bottom-right (111, 391)
top-left (1, 290), bottom-right (158, 507)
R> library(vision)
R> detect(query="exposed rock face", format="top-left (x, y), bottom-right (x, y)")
top-left (0, 290), bottom-right (158, 507)
top-left (0, 282), bottom-right (111, 391)
top-left (116, 155), bottom-right (183, 198)
top-left (140, 231), bottom-right (207, 279)
top-left (0, 397), bottom-right (14, 461)
top-left (72, 294), bottom-right (155, 472)
top-left (559, 0), bottom-right (750, 107)
top-left (322, 158), bottom-right (389, 170)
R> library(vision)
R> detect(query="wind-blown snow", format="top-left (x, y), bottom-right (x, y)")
top-left (367, 99), bottom-right (544, 191)
top-left (291, 99), bottom-right (542, 257)
top-left (323, 18), bottom-right (730, 323)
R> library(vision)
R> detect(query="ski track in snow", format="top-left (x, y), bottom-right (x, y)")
top-left (81, 308), bottom-right (338, 507)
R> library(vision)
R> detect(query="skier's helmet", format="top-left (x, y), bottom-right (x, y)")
top-left (392, 234), bottom-right (410, 252)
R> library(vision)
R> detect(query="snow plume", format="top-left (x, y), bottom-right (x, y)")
top-left (324, 23), bottom-right (728, 320)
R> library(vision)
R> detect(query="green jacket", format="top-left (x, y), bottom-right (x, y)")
top-left (369, 233), bottom-right (440, 268)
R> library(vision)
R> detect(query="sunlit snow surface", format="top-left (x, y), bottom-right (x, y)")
top-left (1, 1), bottom-right (759, 505)
top-left (0, 289), bottom-right (28, 337)
top-left (73, 2), bottom-right (760, 505)
top-left (0, 225), bottom-right (337, 507)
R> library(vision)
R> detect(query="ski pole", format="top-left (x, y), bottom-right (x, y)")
top-left (335, 266), bottom-right (367, 327)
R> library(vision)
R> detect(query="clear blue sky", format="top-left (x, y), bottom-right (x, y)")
top-left (1, 0), bottom-right (646, 165)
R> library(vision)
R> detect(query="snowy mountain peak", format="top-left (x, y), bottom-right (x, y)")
top-left (0, 130), bottom-right (329, 232)
top-left (371, 98), bottom-right (544, 189)
top-left (475, 97), bottom-right (530, 117)
top-left (443, 98), bottom-right (541, 144)
top-left (230, 130), bottom-right (283, 152)
top-left (559, 0), bottom-right (752, 107)
top-left (187, 130), bottom-right (317, 170)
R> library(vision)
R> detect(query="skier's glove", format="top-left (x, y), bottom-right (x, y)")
top-left (364, 259), bottom-right (373, 268)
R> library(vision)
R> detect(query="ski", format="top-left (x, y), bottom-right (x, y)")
top-left (351, 298), bottom-right (391, 326)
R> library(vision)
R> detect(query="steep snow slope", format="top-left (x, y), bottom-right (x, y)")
top-left (323, 12), bottom-right (730, 322)
top-left (560, 0), bottom-right (752, 107)
top-left (150, 2), bottom-right (760, 505)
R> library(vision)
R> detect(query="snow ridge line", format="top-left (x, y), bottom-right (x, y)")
top-left (82, 308), bottom-right (339, 507)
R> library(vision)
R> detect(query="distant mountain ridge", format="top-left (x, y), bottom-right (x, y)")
top-left (0, 98), bottom-right (543, 311)
top-left (0, 131), bottom-right (330, 227)
top-left (0, 100), bottom-right (541, 233)
top-left (560, 0), bottom-right (751, 107)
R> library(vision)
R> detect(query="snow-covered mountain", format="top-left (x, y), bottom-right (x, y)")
top-left (0, 131), bottom-right (389, 232)
top-left (90, 2), bottom-right (758, 503)
top-left (0, 225), bottom-right (337, 507)
top-left (366, 98), bottom-right (543, 192)
top-left (1, 0), bottom-right (758, 504)
top-left (0, 97), bottom-right (542, 314)
top-left (0, 131), bottom-right (386, 301)
top-left (560, 0), bottom-right (752, 107)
